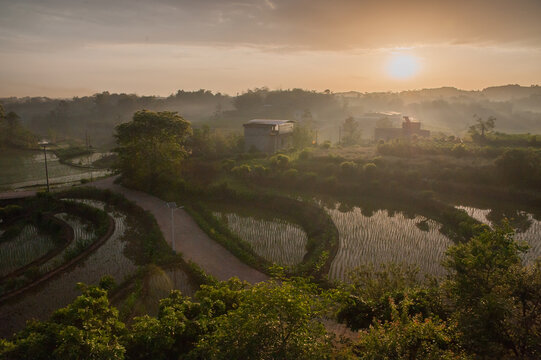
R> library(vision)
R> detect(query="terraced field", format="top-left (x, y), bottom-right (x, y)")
top-left (0, 224), bottom-right (56, 276)
top-left (213, 211), bottom-right (308, 266)
top-left (326, 205), bottom-right (453, 281)
top-left (0, 199), bottom-right (136, 337)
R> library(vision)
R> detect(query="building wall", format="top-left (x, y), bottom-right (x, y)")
top-left (374, 128), bottom-right (403, 141)
top-left (244, 125), bottom-right (293, 153)
top-left (375, 123), bottom-right (430, 141)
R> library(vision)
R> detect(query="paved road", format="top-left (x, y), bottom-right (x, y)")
top-left (92, 178), bottom-right (268, 283)
top-left (0, 178), bottom-right (268, 283)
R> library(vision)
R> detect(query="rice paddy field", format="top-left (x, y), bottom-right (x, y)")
top-left (456, 205), bottom-right (541, 264)
top-left (36, 212), bottom-right (97, 273)
top-left (326, 204), bottom-right (453, 281)
top-left (213, 211), bottom-right (308, 266)
top-left (66, 152), bottom-right (113, 167)
top-left (0, 200), bottom-right (137, 337)
top-left (0, 224), bottom-right (56, 277)
top-left (0, 149), bottom-right (110, 190)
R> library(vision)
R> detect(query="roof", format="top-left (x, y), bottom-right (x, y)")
top-left (243, 119), bottom-right (294, 126)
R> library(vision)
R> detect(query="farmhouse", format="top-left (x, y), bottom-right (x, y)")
top-left (374, 116), bottom-right (430, 141)
top-left (243, 119), bottom-right (294, 153)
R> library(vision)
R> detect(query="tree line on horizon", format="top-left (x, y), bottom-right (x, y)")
top-left (2, 85), bottom-right (541, 147)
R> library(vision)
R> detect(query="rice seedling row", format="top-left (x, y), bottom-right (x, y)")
top-left (0, 225), bottom-right (56, 276)
top-left (213, 211), bottom-right (308, 266)
top-left (455, 206), bottom-right (492, 226)
top-left (0, 200), bottom-right (136, 336)
top-left (38, 213), bottom-right (97, 273)
top-left (326, 206), bottom-right (453, 281)
top-left (67, 152), bottom-right (112, 167)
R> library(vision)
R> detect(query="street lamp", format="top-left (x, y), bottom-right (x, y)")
top-left (38, 139), bottom-right (50, 192)
top-left (166, 202), bottom-right (184, 252)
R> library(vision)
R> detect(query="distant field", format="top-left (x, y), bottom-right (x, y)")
top-left (0, 149), bottom-right (109, 190)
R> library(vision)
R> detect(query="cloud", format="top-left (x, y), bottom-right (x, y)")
top-left (1, 0), bottom-right (541, 53)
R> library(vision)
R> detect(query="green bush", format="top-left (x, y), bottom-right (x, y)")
top-left (340, 161), bottom-right (357, 176)
top-left (269, 154), bottom-right (290, 170)
top-left (231, 164), bottom-right (252, 178)
top-left (362, 162), bottom-right (377, 176)
top-left (283, 168), bottom-right (299, 180)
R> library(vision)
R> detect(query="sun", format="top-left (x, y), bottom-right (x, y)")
top-left (386, 54), bottom-right (420, 79)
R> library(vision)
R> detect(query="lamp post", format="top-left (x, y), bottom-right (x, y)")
top-left (38, 140), bottom-right (50, 192)
top-left (166, 202), bottom-right (184, 252)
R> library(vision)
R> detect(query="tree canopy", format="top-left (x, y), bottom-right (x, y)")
top-left (114, 110), bottom-right (192, 190)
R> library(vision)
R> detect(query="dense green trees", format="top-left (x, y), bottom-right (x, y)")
top-left (114, 110), bottom-right (192, 190)
top-left (0, 105), bottom-right (36, 149)
top-left (195, 279), bottom-right (332, 359)
top-left (1, 279), bottom-right (334, 360)
top-left (2, 284), bottom-right (126, 360)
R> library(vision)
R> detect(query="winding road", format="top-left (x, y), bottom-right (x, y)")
top-left (0, 177), bottom-right (268, 283)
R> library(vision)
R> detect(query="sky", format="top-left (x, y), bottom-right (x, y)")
top-left (1, 0), bottom-right (541, 98)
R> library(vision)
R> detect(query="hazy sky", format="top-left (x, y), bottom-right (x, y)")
top-left (1, 0), bottom-right (541, 97)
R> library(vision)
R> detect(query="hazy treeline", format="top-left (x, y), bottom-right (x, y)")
top-left (342, 85), bottom-right (541, 136)
top-left (2, 85), bottom-right (541, 147)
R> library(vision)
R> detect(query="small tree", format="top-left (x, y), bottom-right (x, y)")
top-left (341, 116), bottom-right (361, 146)
top-left (468, 114), bottom-right (495, 141)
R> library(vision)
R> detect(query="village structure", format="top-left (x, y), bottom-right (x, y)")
top-left (243, 119), bottom-right (294, 153)
top-left (374, 116), bottom-right (430, 141)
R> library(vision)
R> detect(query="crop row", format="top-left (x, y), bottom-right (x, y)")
top-left (326, 206), bottom-right (453, 281)
top-left (214, 211), bottom-right (308, 266)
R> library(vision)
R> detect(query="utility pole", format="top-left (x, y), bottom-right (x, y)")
top-left (166, 202), bottom-right (184, 252)
top-left (38, 140), bottom-right (50, 192)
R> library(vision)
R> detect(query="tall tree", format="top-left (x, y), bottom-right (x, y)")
top-left (342, 116), bottom-right (361, 146)
top-left (115, 110), bottom-right (192, 190)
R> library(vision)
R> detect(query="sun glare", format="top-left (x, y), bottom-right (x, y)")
top-left (386, 54), bottom-right (420, 79)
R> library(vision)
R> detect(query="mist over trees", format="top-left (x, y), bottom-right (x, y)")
top-left (2, 85), bottom-right (541, 147)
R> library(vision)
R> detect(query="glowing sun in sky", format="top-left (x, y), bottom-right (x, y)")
top-left (386, 54), bottom-right (421, 79)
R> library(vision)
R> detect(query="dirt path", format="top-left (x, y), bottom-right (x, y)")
top-left (90, 178), bottom-right (268, 283)
top-left (0, 178), bottom-right (268, 283)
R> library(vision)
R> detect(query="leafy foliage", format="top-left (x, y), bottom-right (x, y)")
top-left (115, 110), bottom-right (192, 190)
